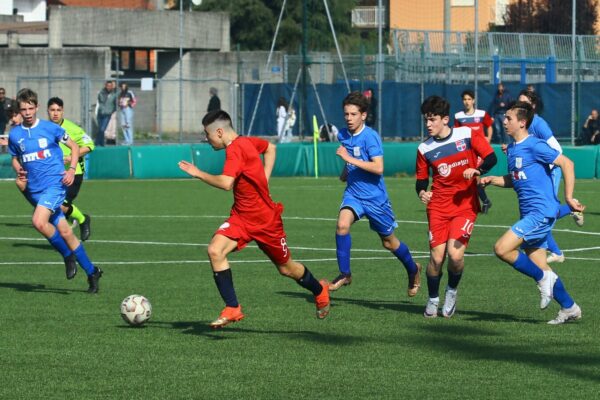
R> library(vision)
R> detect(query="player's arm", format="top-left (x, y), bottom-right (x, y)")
top-left (11, 156), bottom-right (26, 178)
top-left (178, 160), bottom-right (235, 191)
top-left (552, 154), bottom-right (585, 212)
top-left (415, 150), bottom-right (432, 204)
top-left (480, 174), bottom-right (512, 188)
top-left (262, 142), bottom-right (276, 182)
top-left (336, 145), bottom-right (383, 175)
top-left (62, 137), bottom-right (80, 186)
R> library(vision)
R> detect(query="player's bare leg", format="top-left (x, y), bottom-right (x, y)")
top-left (277, 259), bottom-right (330, 319)
top-left (207, 234), bottom-right (244, 328)
top-left (424, 243), bottom-right (447, 318)
top-left (442, 239), bottom-right (466, 318)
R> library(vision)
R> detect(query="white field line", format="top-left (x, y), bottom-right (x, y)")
top-left (1, 214), bottom-right (599, 236)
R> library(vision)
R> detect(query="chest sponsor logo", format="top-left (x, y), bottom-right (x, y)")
top-left (38, 138), bottom-right (48, 148)
top-left (437, 159), bottom-right (469, 177)
top-left (353, 146), bottom-right (361, 157)
top-left (515, 157), bottom-right (522, 168)
top-left (511, 170), bottom-right (527, 180)
top-left (22, 149), bottom-right (51, 163)
top-left (456, 139), bottom-right (466, 151)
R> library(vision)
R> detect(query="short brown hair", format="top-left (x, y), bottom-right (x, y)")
top-left (16, 88), bottom-right (38, 107)
top-left (342, 91), bottom-right (369, 113)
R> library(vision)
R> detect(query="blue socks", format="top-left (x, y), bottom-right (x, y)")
top-left (73, 244), bottom-right (95, 275)
top-left (296, 265), bottom-right (322, 296)
top-left (511, 252), bottom-right (544, 281)
top-left (47, 230), bottom-right (72, 258)
top-left (553, 277), bottom-right (575, 309)
top-left (557, 204), bottom-right (572, 219)
top-left (392, 242), bottom-right (418, 275)
top-left (213, 269), bottom-right (239, 307)
top-left (336, 233), bottom-right (352, 275)
top-left (546, 233), bottom-right (562, 256)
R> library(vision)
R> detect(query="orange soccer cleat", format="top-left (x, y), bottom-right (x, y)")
top-left (315, 280), bottom-right (330, 319)
top-left (210, 305), bottom-right (245, 329)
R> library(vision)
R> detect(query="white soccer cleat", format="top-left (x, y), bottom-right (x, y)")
top-left (537, 270), bottom-right (558, 309)
top-left (442, 287), bottom-right (458, 318)
top-left (570, 198), bottom-right (584, 227)
top-left (424, 297), bottom-right (439, 318)
top-left (548, 304), bottom-right (582, 325)
top-left (547, 252), bottom-right (565, 264)
top-left (571, 211), bottom-right (584, 227)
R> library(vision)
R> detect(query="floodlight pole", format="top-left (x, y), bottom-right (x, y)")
top-left (377, 0), bottom-right (383, 136)
top-left (179, 0), bottom-right (183, 142)
top-left (474, 0), bottom-right (479, 101)
top-left (570, 0), bottom-right (576, 146)
top-left (301, 0), bottom-right (308, 139)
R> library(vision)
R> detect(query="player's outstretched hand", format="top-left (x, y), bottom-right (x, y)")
top-left (178, 160), bottom-right (201, 178)
top-left (463, 168), bottom-right (480, 180)
top-left (567, 198), bottom-right (585, 213)
top-left (479, 176), bottom-right (493, 187)
top-left (336, 145), bottom-right (349, 162)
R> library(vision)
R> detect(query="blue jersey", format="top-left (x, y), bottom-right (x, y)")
top-left (338, 125), bottom-right (388, 202)
top-left (528, 114), bottom-right (562, 153)
top-left (8, 119), bottom-right (67, 193)
top-left (507, 135), bottom-right (560, 218)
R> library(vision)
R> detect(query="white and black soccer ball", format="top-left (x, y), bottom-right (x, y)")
top-left (120, 295), bottom-right (152, 326)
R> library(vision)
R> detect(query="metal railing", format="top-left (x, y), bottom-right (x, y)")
top-left (351, 6), bottom-right (386, 29)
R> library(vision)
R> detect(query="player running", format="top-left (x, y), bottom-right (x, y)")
top-left (516, 89), bottom-right (584, 264)
top-left (328, 91), bottom-right (422, 298)
top-left (7, 88), bottom-right (102, 292)
top-left (47, 97), bottom-right (94, 241)
top-left (416, 96), bottom-right (497, 318)
top-left (178, 110), bottom-right (330, 328)
top-left (454, 89), bottom-right (494, 213)
top-left (481, 101), bottom-right (584, 324)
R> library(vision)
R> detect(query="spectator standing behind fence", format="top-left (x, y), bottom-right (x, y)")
top-left (582, 109), bottom-right (600, 145)
top-left (0, 88), bottom-right (8, 134)
top-left (207, 87), bottom-right (221, 113)
top-left (489, 83), bottom-right (512, 144)
top-left (275, 97), bottom-right (289, 143)
top-left (118, 82), bottom-right (136, 146)
top-left (95, 81), bottom-right (117, 146)
top-left (363, 88), bottom-right (377, 128)
top-left (319, 123), bottom-right (338, 142)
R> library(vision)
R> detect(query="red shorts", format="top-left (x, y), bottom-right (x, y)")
top-left (427, 210), bottom-right (477, 249)
top-left (214, 207), bottom-right (291, 265)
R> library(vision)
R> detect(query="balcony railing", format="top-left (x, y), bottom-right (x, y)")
top-left (351, 6), bottom-right (386, 29)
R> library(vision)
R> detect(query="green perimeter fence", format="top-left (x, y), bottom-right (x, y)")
top-left (1, 143), bottom-right (600, 180)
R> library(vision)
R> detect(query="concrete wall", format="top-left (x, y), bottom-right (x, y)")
top-left (48, 6), bottom-right (229, 51)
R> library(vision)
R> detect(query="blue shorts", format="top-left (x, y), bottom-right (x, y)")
top-left (340, 193), bottom-right (398, 236)
top-left (511, 214), bottom-right (556, 249)
top-left (26, 186), bottom-right (67, 226)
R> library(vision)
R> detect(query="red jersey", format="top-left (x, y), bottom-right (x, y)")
top-left (222, 136), bottom-right (276, 227)
top-left (416, 126), bottom-right (494, 214)
top-left (454, 109), bottom-right (493, 138)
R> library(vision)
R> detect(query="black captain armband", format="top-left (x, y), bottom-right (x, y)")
top-left (415, 179), bottom-right (429, 195)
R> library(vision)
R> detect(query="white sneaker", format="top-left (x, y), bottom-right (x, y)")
top-left (548, 304), bottom-right (582, 325)
top-left (537, 270), bottom-right (558, 309)
top-left (424, 297), bottom-right (439, 318)
top-left (547, 252), bottom-right (565, 263)
top-left (442, 287), bottom-right (457, 318)
top-left (571, 211), bottom-right (584, 227)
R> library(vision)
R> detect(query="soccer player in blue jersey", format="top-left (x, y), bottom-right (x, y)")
top-left (8, 88), bottom-right (103, 293)
top-left (328, 91), bottom-right (422, 297)
top-left (481, 101), bottom-right (584, 324)
top-left (517, 90), bottom-right (584, 264)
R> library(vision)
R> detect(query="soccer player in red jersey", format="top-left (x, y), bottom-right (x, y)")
top-left (416, 96), bottom-right (497, 318)
top-left (178, 110), bottom-right (330, 328)
top-left (454, 89), bottom-right (495, 213)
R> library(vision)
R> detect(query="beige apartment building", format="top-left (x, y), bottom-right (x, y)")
top-left (389, 0), bottom-right (507, 31)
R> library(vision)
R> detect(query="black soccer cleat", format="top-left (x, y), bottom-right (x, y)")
top-left (80, 214), bottom-right (91, 241)
top-left (64, 254), bottom-right (78, 280)
top-left (87, 267), bottom-right (103, 294)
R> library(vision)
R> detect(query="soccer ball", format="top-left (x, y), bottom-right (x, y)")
top-left (120, 295), bottom-right (152, 326)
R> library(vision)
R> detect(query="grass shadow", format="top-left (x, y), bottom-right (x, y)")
top-left (13, 243), bottom-right (53, 251)
top-left (0, 281), bottom-right (77, 295)
top-left (414, 323), bottom-right (600, 383)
